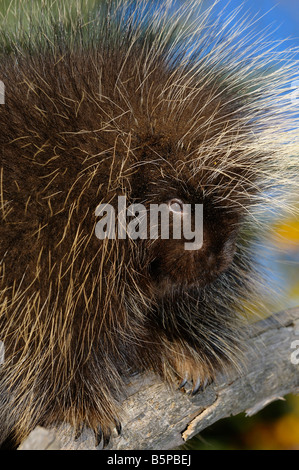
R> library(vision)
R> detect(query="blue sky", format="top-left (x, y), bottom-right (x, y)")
top-left (210, 0), bottom-right (299, 54)
top-left (239, 0), bottom-right (299, 38)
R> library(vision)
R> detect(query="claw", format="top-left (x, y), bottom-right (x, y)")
top-left (74, 422), bottom-right (84, 441)
top-left (191, 377), bottom-right (201, 395)
top-left (178, 374), bottom-right (188, 390)
top-left (178, 378), bottom-right (188, 389)
top-left (94, 421), bottom-right (119, 448)
top-left (102, 430), bottom-right (111, 449)
top-left (115, 419), bottom-right (122, 436)
top-left (202, 377), bottom-right (209, 390)
top-left (95, 427), bottom-right (103, 448)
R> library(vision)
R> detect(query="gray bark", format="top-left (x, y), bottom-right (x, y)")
top-left (18, 307), bottom-right (299, 450)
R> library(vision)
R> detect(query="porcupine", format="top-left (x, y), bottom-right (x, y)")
top-left (0, 0), bottom-right (298, 448)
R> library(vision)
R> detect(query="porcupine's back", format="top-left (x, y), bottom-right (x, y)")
top-left (0, 0), bottom-right (298, 447)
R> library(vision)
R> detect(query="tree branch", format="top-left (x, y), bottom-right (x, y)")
top-left (18, 307), bottom-right (299, 450)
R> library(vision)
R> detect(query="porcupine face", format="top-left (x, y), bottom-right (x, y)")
top-left (148, 205), bottom-right (238, 290)
top-left (128, 167), bottom-right (240, 291)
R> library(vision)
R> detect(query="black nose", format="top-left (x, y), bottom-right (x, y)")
top-left (195, 231), bottom-right (237, 283)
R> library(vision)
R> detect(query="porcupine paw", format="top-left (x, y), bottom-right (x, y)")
top-left (173, 357), bottom-right (214, 396)
top-left (94, 421), bottom-right (122, 448)
top-left (74, 419), bottom-right (122, 448)
top-left (178, 374), bottom-right (212, 395)
top-left (174, 360), bottom-right (213, 395)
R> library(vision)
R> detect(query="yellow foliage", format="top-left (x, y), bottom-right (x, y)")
top-left (244, 407), bottom-right (299, 450)
top-left (273, 217), bottom-right (299, 248)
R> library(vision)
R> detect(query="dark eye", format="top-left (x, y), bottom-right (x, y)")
top-left (168, 198), bottom-right (184, 214)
